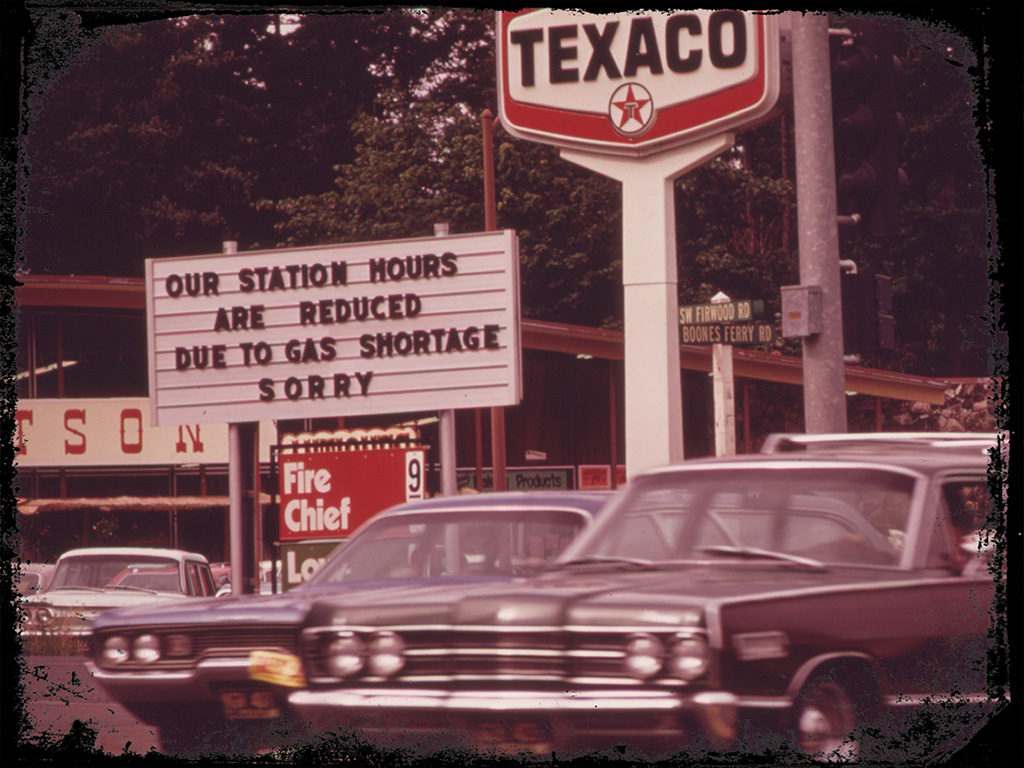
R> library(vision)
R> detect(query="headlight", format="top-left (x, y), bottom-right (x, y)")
top-left (666, 634), bottom-right (709, 680)
top-left (623, 633), bottom-right (664, 679)
top-left (366, 631), bottom-right (406, 677)
top-left (326, 631), bottom-right (365, 678)
top-left (101, 635), bottom-right (131, 665)
top-left (133, 634), bottom-right (161, 663)
top-left (35, 607), bottom-right (54, 626)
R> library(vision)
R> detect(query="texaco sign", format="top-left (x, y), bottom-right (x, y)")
top-left (497, 10), bottom-right (781, 157)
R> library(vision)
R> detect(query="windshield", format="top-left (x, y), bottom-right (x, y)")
top-left (50, 554), bottom-right (184, 592)
top-left (561, 468), bottom-right (916, 568)
top-left (19, 572), bottom-right (43, 596)
top-left (304, 509), bottom-right (586, 586)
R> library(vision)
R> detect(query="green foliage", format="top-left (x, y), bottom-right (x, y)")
top-left (674, 123), bottom-right (798, 348)
top-left (826, 14), bottom-right (992, 376)
top-left (23, 11), bottom-right (494, 273)
top-left (20, 10), bottom-right (993, 376)
top-left (262, 95), bottom-right (621, 327)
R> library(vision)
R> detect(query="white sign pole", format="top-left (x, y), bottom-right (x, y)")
top-left (562, 134), bottom-right (734, 478)
top-left (710, 291), bottom-right (737, 457)
top-left (223, 238), bottom-right (258, 597)
top-left (435, 222), bottom-right (458, 497)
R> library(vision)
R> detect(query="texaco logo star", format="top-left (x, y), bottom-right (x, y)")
top-left (608, 82), bottom-right (655, 136)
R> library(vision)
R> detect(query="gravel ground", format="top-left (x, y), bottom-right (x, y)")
top-left (19, 655), bottom-right (162, 756)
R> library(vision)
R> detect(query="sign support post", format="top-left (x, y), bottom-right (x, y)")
top-left (433, 222), bottom-right (458, 497)
top-left (710, 291), bottom-right (737, 457)
top-left (563, 135), bottom-right (734, 477)
top-left (223, 238), bottom-right (260, 597)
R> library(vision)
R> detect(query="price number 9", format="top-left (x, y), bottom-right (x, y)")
top-left (405, 451), bottom-right (426, 501)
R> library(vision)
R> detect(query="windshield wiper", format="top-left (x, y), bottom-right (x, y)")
top-left (552, 556), bottom-right (659, 571)
top-left (697, 545), bottom-right (827, 572)
top-left (47, 585), bottom-right (106, 592)
top-left (106, 585), bottom-right (161, 594)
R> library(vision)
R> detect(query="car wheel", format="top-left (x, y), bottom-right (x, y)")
top-left (794, 677), bottom-right (861, 762)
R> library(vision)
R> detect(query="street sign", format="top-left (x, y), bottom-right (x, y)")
top-left (680, 298), bottom-right (765, 324)
top-left (681, 322), bottom-right (775, 346)
top-left (497, 10), bottom-right (781, 157)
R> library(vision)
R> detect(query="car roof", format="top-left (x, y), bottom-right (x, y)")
top-left (761, 431), bottom-right (998, 454)
top-left (378, 490), bottom-right (613, 517)
top-left (55, 547), bottom-right (208, 562)
top-left (642, 448), bottom-right (991, 478)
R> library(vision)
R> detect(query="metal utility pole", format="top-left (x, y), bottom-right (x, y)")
top-left (790, 12), bottom-right (848, 433)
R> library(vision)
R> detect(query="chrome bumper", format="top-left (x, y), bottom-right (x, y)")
top-left (291, 686), bottom-right (735, 711)
top-left (288, 686), bottom-right (739, 751)
top-left (86, 657), bottom-right (256, 702)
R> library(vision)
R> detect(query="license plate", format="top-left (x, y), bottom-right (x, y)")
top-left (220, 689), bottom-right (280, 721)
top-left (247, 649), bottom-right (306, 687)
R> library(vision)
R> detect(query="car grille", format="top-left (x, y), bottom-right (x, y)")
top-left (304, 625), bottom-right (703, 686)
top-left (93, 624), bottom-right (300, 670)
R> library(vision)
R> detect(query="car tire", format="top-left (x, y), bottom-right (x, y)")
top-left (794, 676), bottom-right (862, 762)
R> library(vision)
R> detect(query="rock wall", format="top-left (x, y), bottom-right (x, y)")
top-left (889, 380), bottom-right (996, 433)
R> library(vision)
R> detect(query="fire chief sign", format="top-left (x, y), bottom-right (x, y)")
top-left (146, 231), bottom-right (521, 426)
top-left (497, 10), bottom-right (781, 157)
top-left (279, 448), bottom-right (425, 541)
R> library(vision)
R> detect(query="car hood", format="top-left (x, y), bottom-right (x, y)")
top-left (89, 575), bottom-right (521, 632)
top-left (26, 589), bottom-right (191, 612)
top-left (310, 564), bottom-right (917, 629)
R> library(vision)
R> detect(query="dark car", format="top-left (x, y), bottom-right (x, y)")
top-left (86, 491), bottom-right (609, 755)
top-left (288, 445), bottom-right (1000, 761)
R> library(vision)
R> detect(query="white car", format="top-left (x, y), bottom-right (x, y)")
top-left (21, 547), bottom-right (217, 637)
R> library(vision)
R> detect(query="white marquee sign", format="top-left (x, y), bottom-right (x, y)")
top-left (146, 231), bottom-right (522, 426)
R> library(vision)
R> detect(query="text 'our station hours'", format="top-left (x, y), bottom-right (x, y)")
top-left (162, 251), bottom-right (505, 403)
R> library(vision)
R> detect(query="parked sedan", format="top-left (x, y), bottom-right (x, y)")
top-left (21, 547), bottom-right (217, 640)
top-left (289, 445), bottom-right (999, 761)
top-left (86, 491), bottom-right (609, 756)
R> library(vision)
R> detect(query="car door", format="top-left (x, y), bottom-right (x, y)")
top-left (915, 472), bottom-right (996, 701)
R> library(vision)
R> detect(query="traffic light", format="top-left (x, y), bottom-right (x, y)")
top-left (841, 271), bottom-right (895, 356)
top-left (831, 20), bottom-right (908, 238)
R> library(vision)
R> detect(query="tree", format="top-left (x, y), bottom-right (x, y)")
top-left (263, 93), bottom-right (622, 327)
top-left (21, 10), bottom-right (495, 274)
top-left (18, 8), bottom-right (995, 377)
top-left (828, 14), bottom-right (992, 376)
